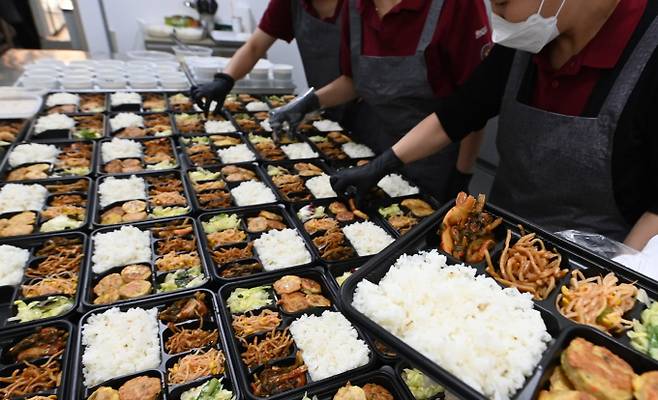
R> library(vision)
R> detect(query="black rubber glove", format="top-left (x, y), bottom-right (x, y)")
top-left (330, 148), bottom-right (403, 205)
top-left (444, 165), bottom-right (473, 202)
top-left (190, 72), bottom-right (235, 117)
top-left (269, 88), bottom-right (320, 133)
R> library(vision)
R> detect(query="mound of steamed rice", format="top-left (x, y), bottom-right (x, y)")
top-left (253, 228), bottom-right (311, 271)
top-left (352, 250), bottom-right (551, 400)
top-left (312, 120), bottom-right (343, 132)
top-left (98, 175), bottom-right (146, 207)
top-left (0, 244), bottom-right (29, 286)
top-left (204, 120), bottom-right (236, 133)
top-left (9, 143), bottom-right (61, 167)
top-left (0, 183), bottom-right (48, 213)
top-left (245, 101), bottom-right (269, 112)
top-left (46, 92), bottom-right (79, 107)
top-left (216, 144), bottom-right (256, 163)
top-left (230, 181), bottom-right (276, 206)
top-left (92, 225), bottom-right (152, 273)
top-left (341, 142), bottom-right (375, 158)
top-left (281, 143), bottom-right (318, 160)
top-left (342, 221), bottom-right (394, 256)
top-left (377, 173), bottom-right (419, 197)
top-left (81, 307), bottom-right (160, 386)
top-left (110, 113), bottom-right (144, 132)
top-left (110, 92), bottom-right (141, 106)
top-left (34, 113), bottom-right (75, 134)
top-left (102, 137), bottom-right (143, 162)
top-left (305, 174), bottom-right (336, 199)
top-left (289, 311), bottom-right (370, 381)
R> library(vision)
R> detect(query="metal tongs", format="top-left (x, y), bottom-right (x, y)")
top-left (269, 117), bottom-right (294, 146)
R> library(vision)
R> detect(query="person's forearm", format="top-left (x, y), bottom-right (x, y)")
top-left (315, 75), bottom-right (358, 108)
top-left (456, 129), bottom-right (485, 173)
top-left (392, 113), bottom-right (452, 164)
top-left (624, 212), bottom-right (658, 251)
top-left (223, 30), bottom-right (275, 81)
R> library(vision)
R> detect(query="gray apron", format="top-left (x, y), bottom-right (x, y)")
top-left (490, 16), bottom-right (658, 241)
top-left (348, 0), bottom-right (458, 201)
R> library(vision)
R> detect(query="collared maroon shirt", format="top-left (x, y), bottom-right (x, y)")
top-left (259, 0), bottom-right (344, 43)
top-left (531, 0), bottom-right (647, 115)
top-left (339, 0), bottom-right (491, 96)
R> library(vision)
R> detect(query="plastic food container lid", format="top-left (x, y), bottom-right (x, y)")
top-left (126, 50), bottom-right (175, 62)
top-left (0, 93), bottom-right (43, 119)
top-left (62, 77), bottom-right (94, 89)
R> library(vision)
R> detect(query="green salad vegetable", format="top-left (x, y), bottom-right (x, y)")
top-left (182, 136), bottom-right (210, 145)
top-left (402, 368), bottom-right (444, 400)
top-left (151, 206), bottom-right (189, 218)
top-left (146, 160), bottom-right (177, 170)
top-left (628, 301), bottom-right (658, 360)
top-left (181, 378), bottom-right (234, 400)
top-left (73, 128), bottom-right (100, 139)
top-left (267, 165), bottom-right (287, 176)
top-left (154, 129), bottom-right (172, 137)
top-left (248, 133), bottom-right (270, 144)
top-left (159, 266), bottom-right (207, 292)
top-left (9, 296), bottom-right (74, 323)
top-left (336, 271), bottom-right (353, 287)
top-left (40, 215), bottom-right (83, 232)
top-left (189, 168), bottom-right (221, 183)
top-left (203, 214), bottom-right (241, 233)
top-left (308, 135), bottom-right (327, 143)
top-left (227, 286), bottom-right (272, 314)
top-left (297, 205), bottom-right (326, 223)
top-left (379, 204), bottom-right (403, 218)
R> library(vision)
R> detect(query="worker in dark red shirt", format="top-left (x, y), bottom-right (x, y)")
top-left (191, 0), bottom-right (344, 114)
top-left (270, 0), bottom-right (491, 201)
top-left (331, 0), bottom-right (658, 249)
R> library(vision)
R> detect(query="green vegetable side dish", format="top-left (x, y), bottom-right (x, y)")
top-left (402, 368), bottom-right (444, 400)
top-left (60, 166), bottom-right (91, 176)
top-left (151, 206), bottom-right (189, 218)
top-left (189, 168), bottom-right (222, 183)
top-left (9, 296), bottom-right (74, 323)
top-left (146, 160), bottom-right (178, 171)
top-left (181, 378), bottom-right (235, 400)
top-left (40, 215), bottom-right (83, 232)
top-left (227, 286), bottom-right (272, 314)
top-left (248, 133), bottom-right (270, 144)
top-left (308, 135), bottom-right (327, 143)
top-left (628, 301), bottom-right (658, 360)
top-left (74, 128), bottom-right (100, 139)
top-left (266, 165), bottom-right (287, 176)
top-left (159, 266), bottom-right (207, 293)
top-left (183, 136), bottom-right (211, 145)
top-left (336, 271), bottom-right (353, 287)
top-left (297, 205), bottom-right (326, 223)
top-left (203, 214), bottom-right (241, 233)
top-left (379, 204), bottom-right (403, 218)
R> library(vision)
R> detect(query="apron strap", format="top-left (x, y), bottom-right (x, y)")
top-left (502, 51), bottom-right (530, 105)
top-left (416, 0), bottom-right (445, 53)
top-left (349, 0), bottom-right (363, 76)
top-left (599, 14), bottom-right (658, 124)
top-left (290, 0), bottom-right (300, 26)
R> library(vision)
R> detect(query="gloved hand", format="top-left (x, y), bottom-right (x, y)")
top-left (269, 88), bottom-right (320, 133)
top-left (444, 165), bottom-right (473, 202)
top-left (190, 72), bottom-right (235, 117)
top-left (330, 148), bottom-right (403, 205)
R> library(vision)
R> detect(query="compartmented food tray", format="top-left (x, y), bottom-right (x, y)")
top-left (184, 163), bottom-right (280, 212)
top-left (41, 92), bottom-right (108, 114)
top-left (373, 194), bottom-right (441, 237)
top-left (302, 366), bottom-right (408, 400)
top-left (73, 289), bottom-right (242, 400)
top-left (179, 132), bottom-right (259, 167)
top-left (245, 130), bottom-right (320, 162)
top-left (0, 320), bottom-right (75, 399)
top-left (217, 268), bottom-right (377, 400)
top-left (83, 217), bottom-right (211, 309)
top-left (108, 92), bottom-right (169, 113)
top-left (93, 170), bottom-right (192, 227)
top-left (0, 119), bottom-right (30, 149)
top-left (0, 232), bottom-right (87, 329)
top-left (262, 160), bottom-right (336, 204)
top-left (173, 112), bottom-right (237, 136)
top-left (339, 200), bottom-right (658, 399)
top-left (0, 177), bottom-right (93, 240)
top-left (106, 111), bottom-right (174, 138)
top-left (96, 136), bottom-right (180, 175)
top-left (224, 93), bottom-right (272, 115)
top-left (197, 205), bottom-right (316, 283)
top-left (0, 140), bottom-right (96, 183)
top-left (298, 124), bottom-right (375, 166)
top-left (27, 113), bottom-right (107, 141)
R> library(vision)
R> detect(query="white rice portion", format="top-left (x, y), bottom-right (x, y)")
top-left (46, 92), bottom-right (79, 107)
top-left (230, 181), bottom-right (276, 206)
top-left (246, 101), bottom-right (269, 112)
top-left (81, 307), bottom-right (160, 386)
top-left (216, 144), bottom-right (256, 163)
top-left (352, 250), bottom-right (551, 400)
top-left (313, 120), bottom-right (343, 132)
top-left (34, 113), bottom-right (75, 134)
top-left (204, 120), bottom-right (236, 133)
top-left (281, 143), bottom-right (318, 160)
top-left (110, 92), bottom-right (141, 106)
top-left (0, 183), bottom-right (48, 213)
top-left (0, 245), bottom-right (29, 286)
top-left (9, 143), bottom-right (61, 167)
top-left (377, 173), bottom-right (419, 197)
top-left (92, 225), bottom-right (152, 273)
top-left (342, 142), bottom-right (375, 158)
top-left (305, 174), bottom-right (337, 199)
top-left (342, 221), bottom-right (394, 256)
top-left (110, 112), bottom-right (144, 132)
top-left (98, 175), bottom-right (146, 208)
top-left (102, 137), bottom-right (143, 162)
top-left (289, 311), bottom-right (370, 381)
top-left (253, 228), bottom-right (311, 271)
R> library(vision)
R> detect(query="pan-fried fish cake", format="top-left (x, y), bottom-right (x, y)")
top-left (539, 391), bottom-right (597, 400)
top-left (549, 367), bottom-right (574, 392)
top-left (561, 338), bottom-right (634, 400)
top-left (633, 371), bottom-right (658, 400)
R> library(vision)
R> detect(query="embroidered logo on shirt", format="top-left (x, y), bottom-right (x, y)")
top-left (475, 26), bottom-right (489, 40)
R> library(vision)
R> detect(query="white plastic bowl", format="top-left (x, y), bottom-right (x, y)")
top-left (172, 45), bottom-right (212, 61)
top-left (62, 76), bottom-right (94, 89)
top-left (249, 67), bottom-right (269, 81)
top-left (272, 64), bottom-right (293, 81)
top-left (33, 59), bottom-right (65, 69)
top-left (98, 76), bottom-right (128, 89)
top-left (146, 24), bottom-right (174, 38)
top-left (174, 27), bottom-right (204, 41)
top-left (161, 76), bottom-right (189, 89)
top-left (130, 76), bottom-right (158, 89)
top-left (22, 76), bottom-right (58, 90)
top-left (97, 60), bottom-right (126, 68)
top-left (126, 50), bottom-right (175, 62)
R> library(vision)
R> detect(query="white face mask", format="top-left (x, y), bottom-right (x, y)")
top-left (491, 0), bottom-right (567, 54)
